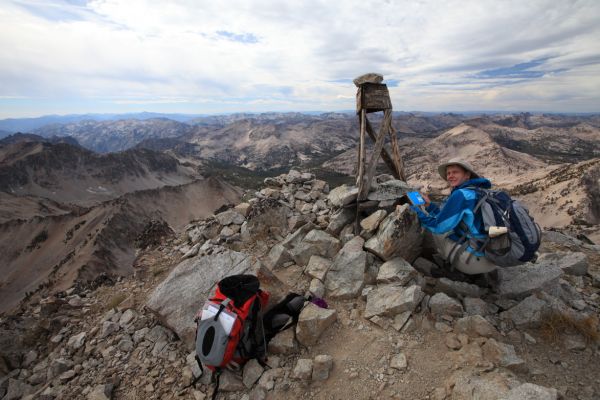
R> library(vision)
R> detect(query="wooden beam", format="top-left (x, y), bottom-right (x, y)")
top-left (355, 109), bottom-right (367, 233)
top-left (359, 111), bottom-right (389, 200)
top-left (388, 124), bottom-right (406, 181)
top-left (356, 109), bottom-right (366, 187)
top-left (385, 111), bottom-right (406, 181)
top-left (365, 118), bottom-right (401, 179)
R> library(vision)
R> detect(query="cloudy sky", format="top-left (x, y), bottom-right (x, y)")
top-left (1, 0), bottom-right (599, 118)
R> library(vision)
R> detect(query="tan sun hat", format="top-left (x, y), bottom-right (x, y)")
top-left (438, 157), bottom-right (479, 181)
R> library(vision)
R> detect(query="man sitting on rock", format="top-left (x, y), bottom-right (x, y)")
top-left (412, 157), bottom-right (498, 276)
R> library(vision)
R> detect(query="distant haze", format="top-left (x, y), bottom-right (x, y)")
top-left (1, 0), bottom-right (599, 118)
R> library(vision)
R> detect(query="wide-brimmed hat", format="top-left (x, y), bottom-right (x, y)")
top-left (438, 157), bottom-right (479, 181)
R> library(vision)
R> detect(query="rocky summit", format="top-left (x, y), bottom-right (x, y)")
top-left (0, 169), bottom-right (599, 400)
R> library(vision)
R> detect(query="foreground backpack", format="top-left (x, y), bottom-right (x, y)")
top-left (195, 274), bottom-right (269, 373)
top-left (472, 188), bottom-right (541, 267)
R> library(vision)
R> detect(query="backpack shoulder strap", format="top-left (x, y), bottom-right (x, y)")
top-left (462, 186), bottom-right (490, 214)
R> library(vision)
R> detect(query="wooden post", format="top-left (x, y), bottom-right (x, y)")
top-left (356, 109), bottom-right (366, 188)
top-left (354, 75), bottom-right (407, 231)
top-left (359, 109), bottom-right (389, 200)
top-left (356, 109), bottom-right (367, 232)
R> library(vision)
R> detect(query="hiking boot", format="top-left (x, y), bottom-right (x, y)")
top-left (486, 269), bottom-right (501, 291)
top-left (430, 264), bottom-right (470, 282)
top-left (468, 273), bottom-right (491, 288)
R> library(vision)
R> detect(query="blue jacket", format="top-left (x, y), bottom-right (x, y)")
top-left (412, 177), bottom-right (491, 256)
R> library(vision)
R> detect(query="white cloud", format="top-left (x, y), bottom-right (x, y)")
top-left (0, 0), bottom-right (599, 117)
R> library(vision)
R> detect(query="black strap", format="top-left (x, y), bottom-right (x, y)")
top-left (213, 298), bottom-right (231, 321)
top-left (211, 369), bottom-right (221, 400)
top-left (182, 355), bottom-right (205, 389)
top-left (242, 298), bottom-right (272, 370)
top-left (246, 298), bottom-right (267, 361)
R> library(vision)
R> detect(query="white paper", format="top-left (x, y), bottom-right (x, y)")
top-left (201, 303), bottom-right (236, 334)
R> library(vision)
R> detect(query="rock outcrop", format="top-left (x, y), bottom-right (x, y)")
top-left (146, 247), bottom-right (253, 346)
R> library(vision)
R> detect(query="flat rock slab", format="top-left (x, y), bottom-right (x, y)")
top-left (364, 204), bottom-right (422, 262)
top-left (327, 185), bottom-right (359, 207)
top-left (367, 180), bottom-right (412, 201)
top-left (497, 263), bottom-right (563, 299)
top-left (146, 247), bottom-right (252, 348)
top-left (537, 252), bottom-right (588, 276)
top-left (500, 295), bottom-right (549, 328)
top-left (325, 236), bottom-right (367, 299)
top-left (376, 257), bottom-right (417, 285)
top-left (364, 284), bottom-right (424, 319)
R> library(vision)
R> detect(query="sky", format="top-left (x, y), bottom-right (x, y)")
top-left (0, 0), bottom-right (599, 118)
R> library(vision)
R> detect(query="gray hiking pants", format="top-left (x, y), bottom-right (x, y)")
top-left (432, 233), bottom-right (498, 275)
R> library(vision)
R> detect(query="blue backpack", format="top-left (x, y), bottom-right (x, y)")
top-left (471, 188), bottom-right (541, 267)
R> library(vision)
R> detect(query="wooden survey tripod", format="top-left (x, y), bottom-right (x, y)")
top-left (355, 79), bottom-right (406, 201)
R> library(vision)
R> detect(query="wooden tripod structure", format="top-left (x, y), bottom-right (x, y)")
top-left (355, 81), bottom-right (406, 201)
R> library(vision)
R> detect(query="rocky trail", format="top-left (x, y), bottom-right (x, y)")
top-left (1, 170), bottom-right (599, 400)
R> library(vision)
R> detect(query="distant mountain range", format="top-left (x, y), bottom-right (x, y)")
top-left (32, 118), bottom-right (195, 153)
top-left (0, 112), bottom-right (207, 134)
top-left (3, 111), bottom-right (598, 225)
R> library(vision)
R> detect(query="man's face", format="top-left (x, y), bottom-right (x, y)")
top-left (446, 165), bottom-right (471, 188)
